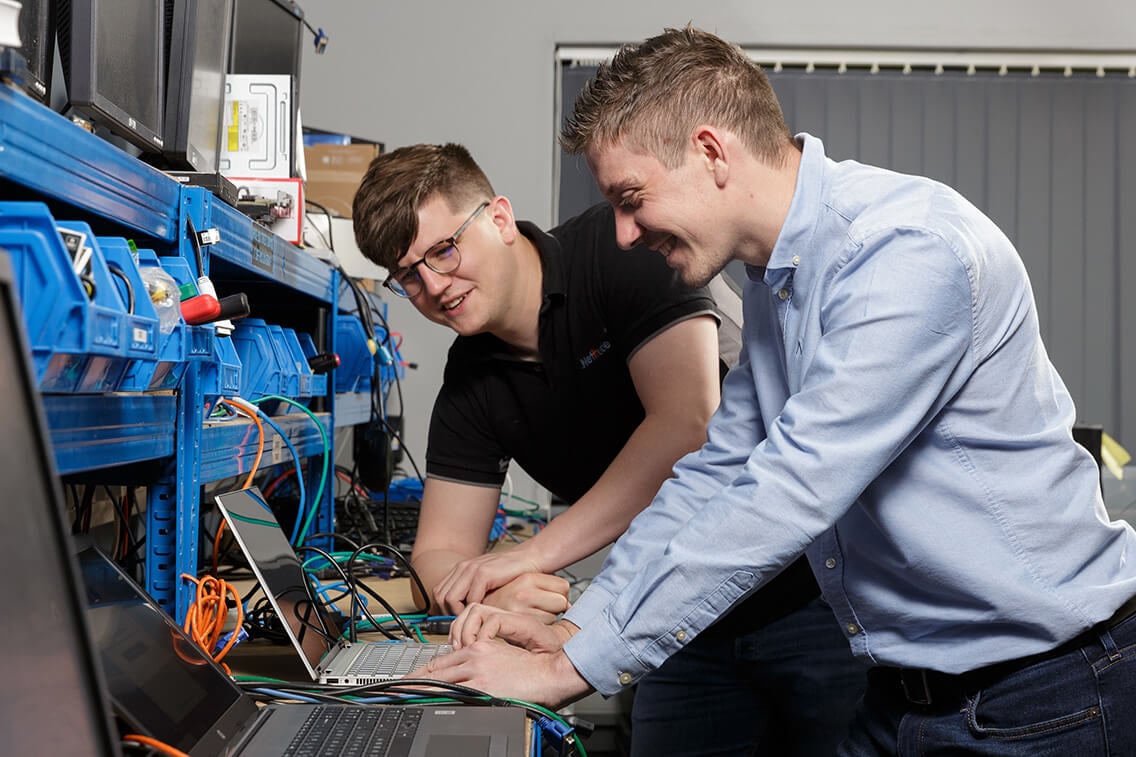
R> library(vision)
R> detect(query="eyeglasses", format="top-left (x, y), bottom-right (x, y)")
top-left (383, 201), bottom-right (490, 298)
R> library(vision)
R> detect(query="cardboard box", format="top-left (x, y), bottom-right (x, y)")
top-left (221, 74), bottom-right (293, 179)
top-left (303, 143), bottom-right (383, 218)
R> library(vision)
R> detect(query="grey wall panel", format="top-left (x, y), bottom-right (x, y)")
top-left (1117, 87), bottom-right (1136, 449)
top-left (559, 66), bottom-right (1136, 446)
top-left (1083, 82), bottom-right (1120, 436)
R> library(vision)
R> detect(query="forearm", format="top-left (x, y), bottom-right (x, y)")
top-left (410, 548), bottom-right (478, 611)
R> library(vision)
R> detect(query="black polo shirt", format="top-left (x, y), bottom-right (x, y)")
top-left (425, 203), bottom-right (717, 501)
top-left (425, 203), bottom-right (823, 635)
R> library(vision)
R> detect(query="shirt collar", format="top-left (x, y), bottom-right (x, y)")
top-left (516, 219), bottom-right (566, 310)
top-left (746, 133), bottom-right (827, 283)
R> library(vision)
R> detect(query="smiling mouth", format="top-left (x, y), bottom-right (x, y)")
top-left (652, 235), bottom-right (676, 257)
top-left (442, 294), bottom-right (466, 312)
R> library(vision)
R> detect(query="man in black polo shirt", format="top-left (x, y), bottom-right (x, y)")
top-left (352, 143), bottom-right (864, 755)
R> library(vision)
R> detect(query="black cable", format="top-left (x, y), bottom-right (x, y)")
top-left (348, 542), bottom-right (428, 617)
top-left (305, 199), bottom-right (335, 251)
top-left (262, 0), bottom-right (324, 47)
top-left (303, 210), bottom-right (333, 250)
top-left (105, 263), bottom-right (135, 313)
top-left (305, 531), bottom-right (363, 554)
top-left (238, 682), bottom-right (349, 704)
top-left (361, 542), bottom-right (427, 609)
top-left (296, 545), bottom-right (399, 642)
top-left (99, 485), bottom-right (145, 564)
top-left (354, 678), bottom-right (511, 707)
top-left (186, 215), bottom-right (205, 279)
top-left (344, 544), bottom-right (418, 639)
top-left (73, 484), bottom-right (95, 533)
top-left (338, 267), bottom-right (376, 342)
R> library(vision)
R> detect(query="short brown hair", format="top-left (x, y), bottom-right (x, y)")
top-left (561, 26), bottom-right (793, 168)
top-left (352, 143), bottom-right (495, 270)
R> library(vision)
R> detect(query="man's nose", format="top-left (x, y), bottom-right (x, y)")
top-left (613, 211), bottom-right (643, 250)
top-left (419, 265), bottom-right (450, 296)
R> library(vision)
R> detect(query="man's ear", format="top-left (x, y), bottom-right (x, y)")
top-left (488, 195), bottom-right (519, 243)
top-left (692, 125), bottom-right (729, 188)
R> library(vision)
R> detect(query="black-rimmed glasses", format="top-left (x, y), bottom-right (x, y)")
top-left (383, 201), bottom-right (490, 298)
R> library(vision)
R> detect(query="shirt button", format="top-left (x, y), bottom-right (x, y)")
top-left (778, 288), bottom-right (790, 301)
top-left (846, 623), bottom-right (860, 636)
top-left (792, 255), bottom-right (801, 266)
top-left (825, 557), bottom-right (837, 569)
top-left (618, 672), bottom-right (633, 685)
top-left (675, 630), bottom-right (687, 642)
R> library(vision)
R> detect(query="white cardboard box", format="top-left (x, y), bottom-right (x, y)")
top-left (220, 74), bottom-right (292, 179)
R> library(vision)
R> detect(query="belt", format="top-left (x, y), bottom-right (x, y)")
top-left (872, 593), bottom-right (1136, 707)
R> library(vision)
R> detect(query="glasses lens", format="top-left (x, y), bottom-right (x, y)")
top-left (426, 243), bottom-right (460, 274)
top-left (387, 271), bottom-right (416, 298)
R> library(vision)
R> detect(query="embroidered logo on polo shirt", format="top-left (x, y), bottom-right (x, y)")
top-left (578, 339), bottom-right (612, 370)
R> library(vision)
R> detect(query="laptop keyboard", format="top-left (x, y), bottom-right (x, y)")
top-left (284, 706), bottom-right (422, 757)
top-left (347, 642), bottom-right (453, 677)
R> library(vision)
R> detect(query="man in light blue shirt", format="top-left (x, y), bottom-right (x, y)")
top-left (421, 26), bottom-right (1136, 754)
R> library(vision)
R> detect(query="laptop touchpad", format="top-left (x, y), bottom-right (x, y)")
top-left (425, 734), bottom-right (490, 756)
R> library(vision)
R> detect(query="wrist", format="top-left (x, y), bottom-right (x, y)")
top-left (552, 619), bottom-right (579, 645)
top-left (505, 541), bottom-right (547, 574)
top-left (548, 650), bottom-right (593, 706)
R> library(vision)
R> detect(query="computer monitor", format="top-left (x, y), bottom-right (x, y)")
top-left (160, 0), bottom-right (233, 172)
top-left (14, 0), bottom-right (55, 103)
top-left (56, 0), bottom-right (165, 155)
top-left (0, 250), bottom-right (121, 756)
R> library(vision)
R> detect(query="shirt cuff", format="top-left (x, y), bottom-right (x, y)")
top-left (563, 582), bottom-right (615, 630)
top-left (562, 612), bottom-right (652, 697)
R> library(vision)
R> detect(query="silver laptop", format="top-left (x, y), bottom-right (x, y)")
top-left (77, 544), bottom-right (526, 757)
top-left (214, 487), bottom-right (452, 685)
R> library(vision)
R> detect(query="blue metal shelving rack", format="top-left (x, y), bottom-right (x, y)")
top-left (0, 84), bottom-right (348, 620)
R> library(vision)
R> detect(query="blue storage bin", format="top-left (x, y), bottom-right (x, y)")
top-left (281, 328), bottom-right (314, 399)
top-left (335, 314), bottom-right (373, 394)
top-left (55, 223), bottom-right (152, 393)
top-left (294, 331), bottom-right (329, 397)
top-left (213, 335), bottom-right (243, 396)
top-left (95, 237), bottom-right (162, 392)
top-left (266, 324), bottom-right (300, 398)
top-left (131, 248), bottom-right (189, 391)
top-left (154, 255), bottom-right (216, 373)
top-left (231, 318), bottom-right (282, 399)
top-left (0, 203), bottom-right (130, 392)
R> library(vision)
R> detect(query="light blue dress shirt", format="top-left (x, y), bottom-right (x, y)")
top-left (563, 134), bottom-right (1136, 696)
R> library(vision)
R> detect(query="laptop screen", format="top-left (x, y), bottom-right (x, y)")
top-left (215, 487), bottom-right (340, 675)
top-left (77, 546), bottom-right (261, 753)
top-left (0, 253), bottom-right (121, 757)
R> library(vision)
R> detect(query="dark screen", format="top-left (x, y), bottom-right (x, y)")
top-left (78, 548), bottom-right (251, 751)
top-left (0, 254), bottom-right (120, 756)
top-left (162, 0), bottom-right (232, 171)
top-left (58, 0), bottom-right (165, 153)
top-left (216, 488), bottom-right (338, 673)
top-left (229, 0), bottom-right (302, 76)
top-left (14, 0), bottom-right (55, 102)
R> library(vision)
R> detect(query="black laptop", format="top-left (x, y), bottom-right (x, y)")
top-left (0, 251), bottom-right (121, 756)
top-left (77, 545), bottom-right (526, 756)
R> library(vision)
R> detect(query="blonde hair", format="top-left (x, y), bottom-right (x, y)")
top-left (561, 26), bottom-right (793, 168)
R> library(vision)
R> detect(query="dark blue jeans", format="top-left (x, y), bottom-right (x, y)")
top-left (631, 596), bottom-right (868, 756)
top-left (839, 610), bottom-right (1136, 756)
